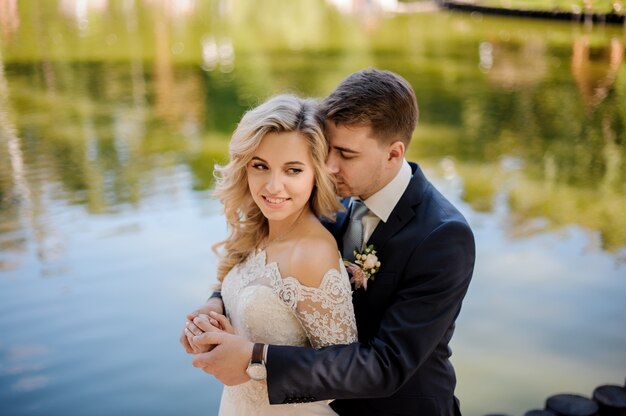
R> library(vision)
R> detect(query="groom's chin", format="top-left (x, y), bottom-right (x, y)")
top-left (333, 184), bottom-right (351, 198)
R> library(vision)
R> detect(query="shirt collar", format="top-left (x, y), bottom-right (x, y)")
top-left (358, 160), bottom-right (412, 223)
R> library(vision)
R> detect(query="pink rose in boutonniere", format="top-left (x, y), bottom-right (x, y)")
top-left (344, 244), bottom-right (381, 291)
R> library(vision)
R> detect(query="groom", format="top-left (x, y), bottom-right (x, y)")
top-left (181, 68), bottom-right (475, 416)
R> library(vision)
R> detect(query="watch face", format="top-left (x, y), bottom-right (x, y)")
top-left (246, 363), bottom-right (267, 381)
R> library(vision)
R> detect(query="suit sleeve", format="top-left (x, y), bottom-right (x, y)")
top-left (266, 220), bottom-right (475, 403)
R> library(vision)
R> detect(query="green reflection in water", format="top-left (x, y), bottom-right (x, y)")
top-left (1, 0), bottom-right (625, 253)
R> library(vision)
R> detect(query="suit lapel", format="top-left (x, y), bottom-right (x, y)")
top-left (367, 163), bottom-right (428, 253)
top-left (368, 203), bottom-right (414, 252)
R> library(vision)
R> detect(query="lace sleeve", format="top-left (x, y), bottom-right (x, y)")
top-left (293, 267), bottom-right (358, 349)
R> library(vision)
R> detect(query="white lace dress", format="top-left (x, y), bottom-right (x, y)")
top-left (218, 249), bottom-right (358, 416)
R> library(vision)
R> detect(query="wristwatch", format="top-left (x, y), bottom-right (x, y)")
top-left (245, 343), bottom-right (267, 381)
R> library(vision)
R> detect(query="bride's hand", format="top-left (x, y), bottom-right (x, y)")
top-left (181, 297), bottom-right (224, 354)
top-left (206, 311), bottom-right (235, 335)
top-left (186, 313), bottom-right (228, 353)
top-left (185, 318), bottom-right (212, 354)
top-left (192, 312), bottom-right (235, 335)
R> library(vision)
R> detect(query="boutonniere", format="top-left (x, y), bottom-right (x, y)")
top-left (344, 244), bottom-right (381, 291)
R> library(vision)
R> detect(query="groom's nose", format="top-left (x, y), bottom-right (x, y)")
top-left (326, 152), bottom-right (340, 174)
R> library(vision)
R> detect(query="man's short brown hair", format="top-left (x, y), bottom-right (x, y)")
top-left (319, 68), bottom-right (419, 145)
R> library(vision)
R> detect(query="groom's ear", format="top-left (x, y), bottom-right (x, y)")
top-left (387, 140), bottom-right (405, 162)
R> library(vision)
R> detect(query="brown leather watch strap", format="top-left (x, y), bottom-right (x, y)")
top-left (251, 342), bottom-right (265, 364)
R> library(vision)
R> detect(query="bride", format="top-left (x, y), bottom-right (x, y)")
top-left (185, 94), bottom-right (357, 415)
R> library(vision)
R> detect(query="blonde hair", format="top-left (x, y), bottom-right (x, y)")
top-left (212, 94), bottom-right (341, 282)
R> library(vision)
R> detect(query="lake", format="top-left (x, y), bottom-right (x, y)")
top-left (0, 1), bottom-right (625, 415)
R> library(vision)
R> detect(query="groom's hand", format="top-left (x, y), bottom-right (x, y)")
top-left (180, 297), bottom-right (224, 354)
top-left (192, 332), bottom-right (254, 386)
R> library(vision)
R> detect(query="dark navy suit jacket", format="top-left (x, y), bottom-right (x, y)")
top-left (266, 162), bottom-right (475, 416)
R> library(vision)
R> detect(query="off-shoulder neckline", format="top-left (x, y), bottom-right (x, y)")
top-left (253, 248), bottom-right (347, 291)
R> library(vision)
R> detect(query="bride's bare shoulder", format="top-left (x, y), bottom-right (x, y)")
top-left (287, 227), bottom-right (340, 289)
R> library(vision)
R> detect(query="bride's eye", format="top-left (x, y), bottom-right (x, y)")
top-left (251, 163), bottom-right (268, 171)
top-left (286, 167), bottom-right (303, 175)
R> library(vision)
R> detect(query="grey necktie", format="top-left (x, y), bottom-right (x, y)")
top-left (343, 200), bottom-right (369, 260)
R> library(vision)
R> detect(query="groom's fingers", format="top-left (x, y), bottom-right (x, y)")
top-left (191, 334), bottom-right (227, 370)
top-left (193, 331), bottom-right (226, 347)
top-left (192, 351), bottom-right (212, 370)
top-left (191, 335), bottom-right (253, 385)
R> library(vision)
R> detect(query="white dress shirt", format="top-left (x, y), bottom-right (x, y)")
top-left (356, 160), bottom-right (412, 244)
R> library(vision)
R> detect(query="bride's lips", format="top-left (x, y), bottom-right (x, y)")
top-left (261, 195), bottom-right (290, 209)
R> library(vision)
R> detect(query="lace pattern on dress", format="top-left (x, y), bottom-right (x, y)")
top-left (257, 250), bottom-right (357, 348)
top-left (220, 249), bottom-right (357, 412)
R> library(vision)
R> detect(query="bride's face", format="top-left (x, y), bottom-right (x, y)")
top-left (247, 131), bottom-right (316, 224)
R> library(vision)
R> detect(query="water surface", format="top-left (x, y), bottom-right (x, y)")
top-left (1, 1), bottom-right (625, 415)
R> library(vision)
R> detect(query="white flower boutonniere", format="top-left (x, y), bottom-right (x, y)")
top-left (344, 244), bottom-right (381, 291)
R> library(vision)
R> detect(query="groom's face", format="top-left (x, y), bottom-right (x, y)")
top-left (325, 122), bottom-right (389, 200)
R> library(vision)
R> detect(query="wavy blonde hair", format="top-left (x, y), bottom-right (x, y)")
top-left (212, 94), bottom-right (341, 283)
